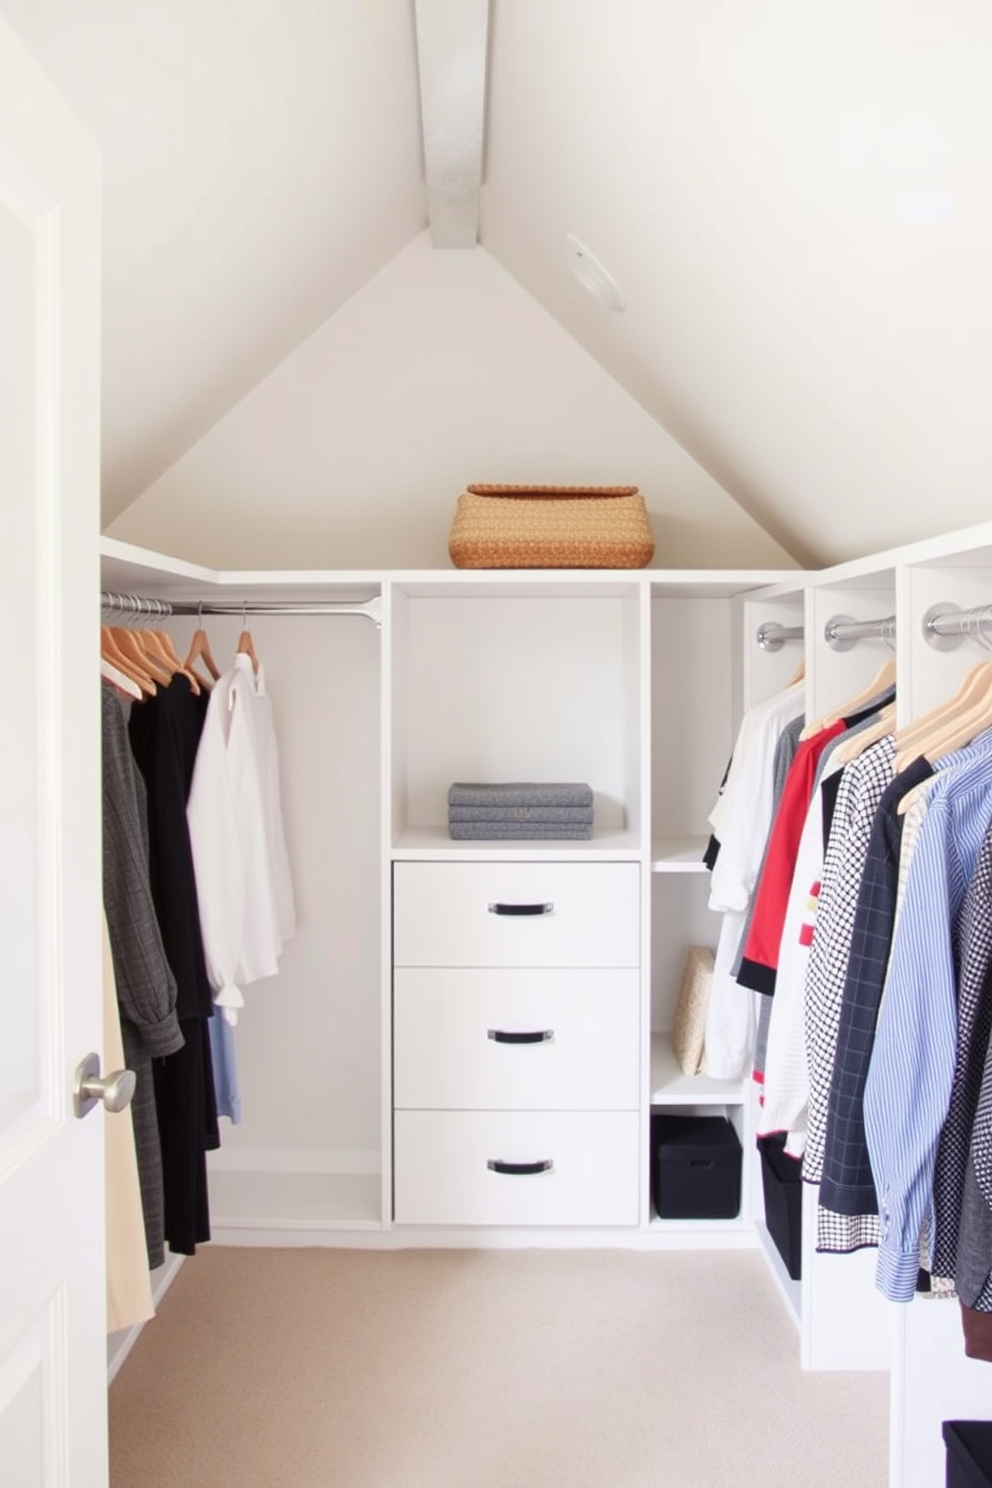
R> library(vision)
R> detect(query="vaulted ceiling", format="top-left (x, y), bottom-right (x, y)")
top-left (3, 0), bottom-right (991, 567)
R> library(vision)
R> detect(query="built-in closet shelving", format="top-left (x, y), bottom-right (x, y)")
top-left (102, 519), bottom-right (992, 1488)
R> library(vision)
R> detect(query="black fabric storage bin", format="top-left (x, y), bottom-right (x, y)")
top-left (944, 1421), bottom-right (992, 1487)
top-left (653, 1114), bottom-right (741, 1219)
top-left (759, 1133), bottom-right (803, 1281)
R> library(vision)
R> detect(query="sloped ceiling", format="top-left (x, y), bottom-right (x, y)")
top-left (3, 0), bottom-right (992, 566)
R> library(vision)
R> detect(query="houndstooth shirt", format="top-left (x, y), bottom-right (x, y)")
top-left (815, 757), bottom-right (934, 1254)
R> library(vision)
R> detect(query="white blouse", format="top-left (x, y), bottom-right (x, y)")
top-left (186, 654), bottom-right (295, 1023)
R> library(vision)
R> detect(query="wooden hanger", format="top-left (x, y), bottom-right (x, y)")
top-left (141, 624), bottom-right (203, 695)
top-left (786, 659), bottom-right (806, 688)
top-left (898, 678), bottom-right (992, 776)
top-left (110, 626), bottom-right (173, 687)
top-left (237, 605), bottom-right (260, 675)
top-left (101, 654), bottom-right (143, 701)
top-left (100, 625), bottom-right (157, 695)
top-left (831, 701), bottom-right (897, 765)
top-left (892, 661), bottom-right (992, 773)
top-left (799, 658), bottom-right (896, 741)
top-left (184, 608), bottom-right (221, 689)
top-left (136, 625), bottom-right (178, 674)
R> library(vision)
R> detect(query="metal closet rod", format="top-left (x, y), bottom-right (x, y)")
top-left (100, 590), bottom-right (383, 627)
top-left (757, 612), bottom-right (897, 652)
top-left (923, 601), bottom-right (992, 651)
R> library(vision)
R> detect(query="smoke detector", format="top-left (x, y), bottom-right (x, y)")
top-left (566, 234), bottom-right (625, 311)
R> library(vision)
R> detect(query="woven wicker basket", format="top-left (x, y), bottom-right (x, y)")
top-left (448, 484), bottom-right (655, 569)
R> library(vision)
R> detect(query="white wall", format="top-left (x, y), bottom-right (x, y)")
top-left (483, 1), bottom-right (992, 568)
top-left (107, 234), bottom-right (797, 572)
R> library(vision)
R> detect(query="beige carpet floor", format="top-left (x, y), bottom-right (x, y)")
top-left (110, 1246), bottom-right (888, 1488)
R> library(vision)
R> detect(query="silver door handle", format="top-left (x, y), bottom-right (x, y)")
top-left (73, 1052), bottom-right (137, 1119)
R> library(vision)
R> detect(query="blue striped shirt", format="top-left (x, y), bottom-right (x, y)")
top-left (864, 732), bottom-right (992, 1301)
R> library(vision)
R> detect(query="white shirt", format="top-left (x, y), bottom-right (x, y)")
top-left (759, 750), bottom-right (845, 1153)
top-left (703, 681), bottom-right (805, 1079)
top-left (707, 680), bottom-right (805, 917)
top-left (186, 654), bottom-right (295, 1022)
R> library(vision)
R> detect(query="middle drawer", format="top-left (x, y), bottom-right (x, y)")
top-left (394, 967), bottom-right (640, 1111)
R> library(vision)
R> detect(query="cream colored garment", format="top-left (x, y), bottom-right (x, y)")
top-left (893, 777), bottom-right (939, 933)
top-left (103, 915), bottom-right (154, 1334)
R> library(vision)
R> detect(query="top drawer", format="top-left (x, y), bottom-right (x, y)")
top-left (393, 862), bottom-right (639, 967)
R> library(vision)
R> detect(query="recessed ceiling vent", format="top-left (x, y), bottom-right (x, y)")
top-left (566, 234), bottom-right (625, 311)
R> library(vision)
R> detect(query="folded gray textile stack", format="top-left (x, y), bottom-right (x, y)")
top-left (447, 782), bottom-right (594, 840)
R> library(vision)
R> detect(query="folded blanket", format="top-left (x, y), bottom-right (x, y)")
top-left (448, 823), bottom-right (594, 840)
top-left (447, 782), bottom-right (594, 809)
top-left (448, 805), bottom-right (594, 824)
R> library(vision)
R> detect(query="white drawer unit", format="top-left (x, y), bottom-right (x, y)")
top-left (392, 861), bottom-right (640, 968)
top-left (393, 1110), bottom-right (641, 1226)
top-left (393, 967), bottom-right (640, 1111)
top-left (391, 859), bottom-right (642, 1227)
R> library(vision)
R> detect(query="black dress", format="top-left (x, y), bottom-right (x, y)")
top-left (128, 674), bottom-right (219, 1255)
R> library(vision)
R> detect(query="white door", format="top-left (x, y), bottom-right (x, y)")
top-left (0, 13), bottom-right (104, 1487)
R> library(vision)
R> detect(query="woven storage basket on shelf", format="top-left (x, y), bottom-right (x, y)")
top-left (448, 484), bottom-right (655, 569)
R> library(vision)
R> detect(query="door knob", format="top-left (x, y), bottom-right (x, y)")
top-left (73, 1052), bottom-right (137, 1119)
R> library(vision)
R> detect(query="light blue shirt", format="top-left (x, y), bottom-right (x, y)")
top-left (865, 731), bottom-right (992, 1301)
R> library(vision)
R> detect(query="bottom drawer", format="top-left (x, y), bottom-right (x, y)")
top-left (393, 1110), bottom-right (640, 1227)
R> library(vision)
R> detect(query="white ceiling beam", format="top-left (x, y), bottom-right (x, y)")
top-left (414, 0), bottom-right (489, 248)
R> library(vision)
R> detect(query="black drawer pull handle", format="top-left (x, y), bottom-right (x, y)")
top-left (488, 1029), bottom-right (554, 1045)
top-left (487, 1158), bottom-right (554, 1176)
top-left (689, 1159), bottom-right (716, 1170)
top-left (487, 902), bottom-right (554, 916)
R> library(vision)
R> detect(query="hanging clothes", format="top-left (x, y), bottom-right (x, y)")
top-left (864, 735), bottom-right (992, 1301)
top-left (797, 733), bottom-right (897, 1182)
top-left (186, 653), bottom-right (293, 1018)
top-left (127, 674), bottom-right (218, 1257)
top-left (186, 651), bottom-right (297, 1123)
top-left (101, 682), bottom-right (185, 1269)
top-left (816, 757), bottom-right (936, 1251)
top-left (703, 679), bottom-right (805, 1079)
top-left (932, 814), bottom-right (992, 1290)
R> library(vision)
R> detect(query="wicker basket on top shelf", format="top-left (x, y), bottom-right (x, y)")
top-left (448, 484), bottom-right (655, 570)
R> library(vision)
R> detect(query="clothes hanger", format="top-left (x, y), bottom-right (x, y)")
top-left (897, 680), bottom-right (992, 778)
top-left (136, 622), bottom-right (180, 676)
top-left (100, 654), bottom-right (143, 701)
top-left (831, 701), bottom-right (897, 765)
top-left (184, 604), bottom-right (221, 689)
top-left (891, 660), bottom-right (992, 753)
top-left (100, 624), bottom-right (157, 695)
top-left (110, 624), bottom-right (173, 687)
top-left (785, 659), bottom-right (806, 688)
top-left (892, 660), bottom-right (992, 773)
top-left (799, 657), bottom-right (896, 741)
top-left (237, 602), bottom-right (260, 676)
top-left (137, 612), bottom-right (202, 695)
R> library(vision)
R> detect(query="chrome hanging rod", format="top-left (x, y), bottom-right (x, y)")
top-left (756, 621), bottom-right (805, 652)
top-left (100, 591), bottom-right (382, 628)
top-left (922, 601), bottom-right (992, 652)
top-left (824, 612), bottom-right (896, 652)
